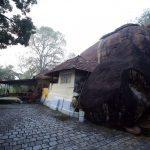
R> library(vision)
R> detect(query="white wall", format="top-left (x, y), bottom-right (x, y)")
top-left (44, 70), bottom-right (78, 117)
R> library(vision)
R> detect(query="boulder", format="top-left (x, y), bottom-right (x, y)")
top-left (79, 24), bottom-right (150, 127)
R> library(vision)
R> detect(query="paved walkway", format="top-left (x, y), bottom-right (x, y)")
top-left (0, 104), bottom-right (150, 150)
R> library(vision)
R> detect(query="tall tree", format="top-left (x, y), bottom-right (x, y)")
top-left (67, 52), bottom-right (76, 59)
top-left (18, 56), bottom-right (37, 79)
top-left (19, 26), bottom-right (66, 78)
top-left (0, 65), bottom-right (18, 80)
top-left (136, 9), bottom-right (150, 28)
top-left (0, 0), bottom-right (37, 49)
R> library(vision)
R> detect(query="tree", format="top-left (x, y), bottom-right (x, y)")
top-left (18, 56), bottom-right (37, 79)
top-left (136, 9), bottom-right (150, 28)
top-left (0, 0), bottom-right (37, 49)
top-left (67, 52), bottom-right (76, 59)
top-left (19, 26), bottom-right (66, 78)
top-left (0, 65), bottom-right (18, 80)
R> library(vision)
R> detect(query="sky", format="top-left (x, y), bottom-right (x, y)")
top-left (0, 0), bottom-right (149, 70)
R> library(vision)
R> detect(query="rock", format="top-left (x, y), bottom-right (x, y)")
top-left (125, 126), bottom-right (141, 135)
top-left (79, 24), bottom-right (150, 127)
top-left (138, 112), bottom-right (150, 136)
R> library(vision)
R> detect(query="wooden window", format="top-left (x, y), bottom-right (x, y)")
top-left (60, 73), bottom-right (72, 84)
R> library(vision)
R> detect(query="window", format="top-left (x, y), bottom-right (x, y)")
top-left (60, 73), bottom-right (72, 84)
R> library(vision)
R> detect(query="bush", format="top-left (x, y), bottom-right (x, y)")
top-left (71, 97), bottom-right (79, 112)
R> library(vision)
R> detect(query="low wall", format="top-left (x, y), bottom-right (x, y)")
top-left (43, 98), bottom-right (79, 118)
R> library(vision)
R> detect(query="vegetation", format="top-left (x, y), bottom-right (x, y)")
top-left (71, 97), bottom-right (79, 112)
top-left (0, 65), bottom-right (19, 80)
top-left (19, 26), bottom-right (66, 78)
top-left (0, 0), bottom-right (37, 49)
top-left (67, 52), bottom-right (76, 59)
top-left (136, 9), bottom-right (150, 28)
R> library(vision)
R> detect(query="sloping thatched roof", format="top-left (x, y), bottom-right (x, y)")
top-left (79, 24), bottom-right (150, 127)
top-left (46, 56), bottom-right (98, 75)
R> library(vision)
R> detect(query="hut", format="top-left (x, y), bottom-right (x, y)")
top-left (0, 75), bottom-right (56, 103)
top-left (79, 24), bottom-right (150, 131)
top-left (45, 56), bottom-right (97, 116)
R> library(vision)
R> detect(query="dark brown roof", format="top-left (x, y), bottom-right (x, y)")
top-left (46, 56), bottom-right (98, 75)
top-left (80, 42), bottom-right (99, 62)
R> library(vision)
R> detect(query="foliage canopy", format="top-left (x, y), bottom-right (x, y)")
top-left (136, 9), bottom-right (150, 28)
top-left (19, 26), bottom-right (66, 78)
top-left (0, 65), bottom-right (18, 80)
top-left (0, 0), bottom-right (37, 49)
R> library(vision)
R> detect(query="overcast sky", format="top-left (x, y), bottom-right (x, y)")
top-left (0, 0), bottom-right (149, 69)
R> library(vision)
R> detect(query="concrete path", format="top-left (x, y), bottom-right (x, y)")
top-left (0, 104), bottom-right (150, 150)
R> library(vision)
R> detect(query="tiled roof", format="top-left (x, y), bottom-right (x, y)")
top-left (46, 56), bottom-right (98, 74)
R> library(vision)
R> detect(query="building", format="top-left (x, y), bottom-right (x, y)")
top-left (44, 55), bottom-right (98, 117)
top-left (0, 76), bottom-right (56, 103)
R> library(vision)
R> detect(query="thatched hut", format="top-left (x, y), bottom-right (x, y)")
top-left (79, 24), bottom-right (150, 128)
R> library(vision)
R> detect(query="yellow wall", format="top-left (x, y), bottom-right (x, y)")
top-left (42, 88), bottom-right (49, 98)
